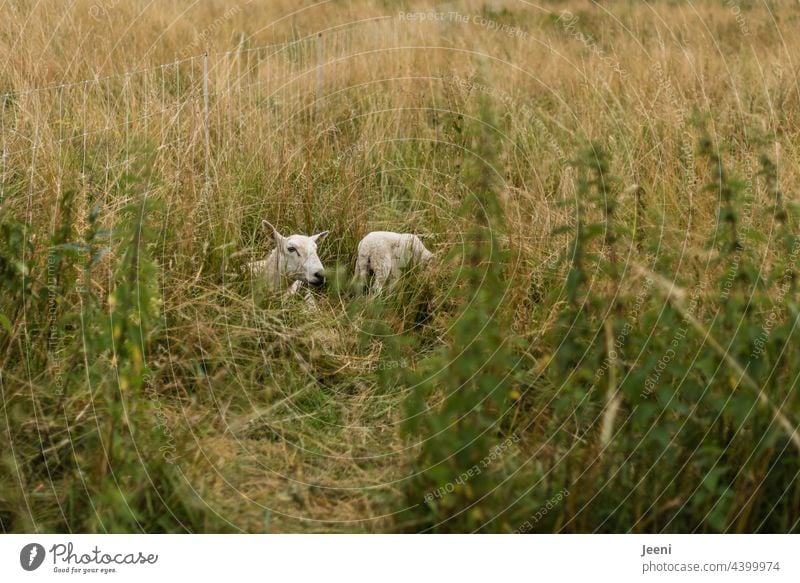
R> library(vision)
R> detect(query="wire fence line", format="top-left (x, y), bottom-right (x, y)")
top-left (0, 17), bottom-right (407, 215)
top-left (0, 16), bottom-right (394, 101)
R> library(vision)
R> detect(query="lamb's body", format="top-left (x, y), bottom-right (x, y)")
top-left (355, 231), bottom-right (433, 293)
top-left (249, 248), bottom-right (291, 292)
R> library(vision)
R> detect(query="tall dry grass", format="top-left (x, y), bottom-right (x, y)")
top-left (1, 0), bottom-right (799, 532)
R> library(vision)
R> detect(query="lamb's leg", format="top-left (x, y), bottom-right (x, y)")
top-left (303, 289), bottom-right (318, 311)
top-left (371, 257), bottom-right (392, 295)
top-left (281, 280), bottom-right (318, 310)
top-left (354, 253), bottom-right (370, 294)
top-left (285, 280), bottom-right (303, 296)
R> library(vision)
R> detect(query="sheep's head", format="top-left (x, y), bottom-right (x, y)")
top-left (420, 247), bottom-right (434, 264)
top-left (262, 220), bottom-right (329, 287)
top-left (412, 236), bottom-right (434, 264)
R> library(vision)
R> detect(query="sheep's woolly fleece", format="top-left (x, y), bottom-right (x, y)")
top-left (355, 231), bottom-right (433, 293)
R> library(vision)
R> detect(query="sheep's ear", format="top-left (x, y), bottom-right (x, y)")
top-left (262, 220), bottom-right (283, 243)
top-left (311, 230), bottom-right (330, 243)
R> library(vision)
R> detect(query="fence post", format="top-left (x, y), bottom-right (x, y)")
top-left (203, 52), bottom-right (211, 194)
top-left (316, 32), bottom-right (323, 116)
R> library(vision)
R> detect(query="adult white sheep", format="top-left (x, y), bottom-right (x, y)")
top-left (355, 231), bottom-right (433, 294)
top-left (249, 220), bottom-right (330, 296)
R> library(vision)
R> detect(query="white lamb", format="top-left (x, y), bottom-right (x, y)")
top-left (355, 231), bottom-right (433, 294)
top-left (249, 220), bottom-right (330, 298)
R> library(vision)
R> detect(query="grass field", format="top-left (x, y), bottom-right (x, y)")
top-left (1, 0), bottom-right (799, 533)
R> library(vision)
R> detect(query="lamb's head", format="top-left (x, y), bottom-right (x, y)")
top-left (262, 220), bottom-right (329, 287)
top-left (411, 236), bottom-right (434, 264)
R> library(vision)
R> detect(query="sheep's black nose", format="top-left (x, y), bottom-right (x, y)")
top-left (310, 271), bottom-right (326, 287)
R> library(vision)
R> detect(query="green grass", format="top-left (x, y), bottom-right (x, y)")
top-left (1, 0), bottom-right (799, 533)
